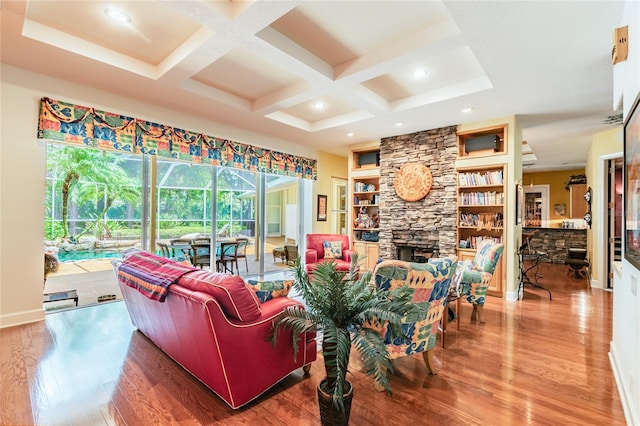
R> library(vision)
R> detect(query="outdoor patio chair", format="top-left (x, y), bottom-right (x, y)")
top-left (157, 242), bottom-right (171, 258)
top-left (235, 238), bottom-right (249, 273)
top-left (217, 223), bottom-right (230, 238)
top-left (284, 244), bottom-right (298, 266)
top-left (169, 238), bottom-right (192, 256)
top-left (190, 242), bottom-right (212, 269)
top-left (217, 241), bottom-right (239, 274)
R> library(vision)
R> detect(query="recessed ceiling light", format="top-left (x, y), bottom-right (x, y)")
top-left (104, 7), bottom-right (131, 24)
top-left (347, 132), bottom-right (354, 137)
top-left (312, 101), bottom-right (325, 110)
top-left (395, 122), bottom-right (404, 127)
top-left (412, 69), bottom-right (427, 79)
top-left (461, 106), bottom-right (473, 113)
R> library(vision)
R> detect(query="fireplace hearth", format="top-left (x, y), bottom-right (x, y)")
top-left (396, 245), bottom-right (440, 263)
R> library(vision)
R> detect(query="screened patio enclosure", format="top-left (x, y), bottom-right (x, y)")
top-left (46, 144), bottom-right (302, 279)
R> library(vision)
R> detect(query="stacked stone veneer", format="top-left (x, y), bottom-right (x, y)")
top-left (379, 125), bottom-right (458, 259)
top-left (526, 228), bottom-right (587, 263)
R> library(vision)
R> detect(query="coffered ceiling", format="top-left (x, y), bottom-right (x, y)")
top-left (0, 1), bottom-right (625, 170)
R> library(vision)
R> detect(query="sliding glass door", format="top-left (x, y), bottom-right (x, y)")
top-left (155, 160), bottom-right (213, 242)
top-left (45, 144), bottom-right (307, 311)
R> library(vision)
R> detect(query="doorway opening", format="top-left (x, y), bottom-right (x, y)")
top-left (524, 185), bottom-right (550, 228)
top-left (331, 178), bottom-right (347, 235)
top-left (606, 158), bottom-right (623, 289)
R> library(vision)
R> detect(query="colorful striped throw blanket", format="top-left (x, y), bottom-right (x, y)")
top-left (117, 251), bottom-right (196, 302)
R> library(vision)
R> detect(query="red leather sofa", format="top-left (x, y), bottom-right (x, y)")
top-left (113, 254), bottom-right (316, 409)
top-left (305, 233), bottom-right (355, 274)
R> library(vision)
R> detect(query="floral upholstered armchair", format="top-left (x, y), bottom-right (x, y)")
top-left (452, 239), bottom-right (504, 323)
top-left (372, 257), bottom-right (458, 376)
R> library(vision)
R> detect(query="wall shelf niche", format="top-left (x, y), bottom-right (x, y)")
top-left (457, 124), bottom-right (507, 158)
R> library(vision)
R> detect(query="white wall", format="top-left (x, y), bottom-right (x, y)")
top-left (0, 64), bottom-right (317, 327)
top-left (609, 1), bottom-right (640, 424)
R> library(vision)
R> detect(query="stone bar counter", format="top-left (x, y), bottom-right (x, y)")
top-left (523, 227), bottom-right (587, 263)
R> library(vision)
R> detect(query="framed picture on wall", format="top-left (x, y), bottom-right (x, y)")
top-left (624, 92), bottom-right (640, 270)
top-left (317, 194), bottom-right (328, 221)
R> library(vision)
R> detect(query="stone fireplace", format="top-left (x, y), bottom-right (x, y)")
top-left (378, 125), bottom-right (458, 260)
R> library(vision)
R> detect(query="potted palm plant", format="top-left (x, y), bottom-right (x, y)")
top-left (272, 255), bottom-right (415, 426)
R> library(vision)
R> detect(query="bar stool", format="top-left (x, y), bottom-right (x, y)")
top-left (565, 248), bottom-right (588, 279)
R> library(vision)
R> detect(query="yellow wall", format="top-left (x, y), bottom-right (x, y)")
top-left (523, 169), bottom-right (585, 226)
top-left (313, 151), bottom-right (348, 234)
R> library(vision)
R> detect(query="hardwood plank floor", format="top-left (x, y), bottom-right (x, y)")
top-left (0, 263), bottom-right (626, 425)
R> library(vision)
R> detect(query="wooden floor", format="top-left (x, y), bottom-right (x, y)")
top-left (0, 263), bottom-right (626, 425)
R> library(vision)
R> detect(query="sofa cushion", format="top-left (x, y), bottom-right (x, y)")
top-left (246, 279), bottom-right (294, 303)
top-left (323, 240), bottom-right (342, 259)
top-left (178, 271), bottom-right (261, 321)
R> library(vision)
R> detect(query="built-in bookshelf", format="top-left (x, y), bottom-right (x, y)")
top-left (456, 164), bottom-right (506, 296)
top-left (348, 146), bottom-right (381, 271)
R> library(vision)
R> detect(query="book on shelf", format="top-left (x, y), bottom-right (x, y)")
top-left (458, 170), bottom-right (503, 187)
top-left (458, 191), bottom-right (504, 205)
top-left (459, 235), bottom-right (503, 250)
top-left (459, 212), bottom-right (504, 228)
top-left (354, 182), bottom-right (377, 192)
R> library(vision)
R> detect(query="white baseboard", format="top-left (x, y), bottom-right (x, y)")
top-left (609, 342), bottom-right (639, 426)
top-left (505, 290), bottom-right (518, 301)
top-left (0, 308), bottom-right (44, 328)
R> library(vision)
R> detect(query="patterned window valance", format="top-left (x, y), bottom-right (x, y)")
top-left (37, 97), bottom-right (317, 180)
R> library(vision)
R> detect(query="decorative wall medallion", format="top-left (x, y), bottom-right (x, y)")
top-left (584, 187), bottom-right (592, 204)
top-left (394, 163), bottom-right (433, 202)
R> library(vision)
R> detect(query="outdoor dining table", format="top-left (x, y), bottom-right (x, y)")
top-left (167, 242), bottom-right (193, 258)
top-left (168, 238), bottom-right (236, 266)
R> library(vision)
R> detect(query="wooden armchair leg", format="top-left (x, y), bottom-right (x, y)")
top-left (422, 350), bottom-right (440, 375)
top-left (441, 297), bottom-right (462, 348)
top-left (471, 304), bottom-right (486, 323)
top-left (441, 307), bottom-right (449, 349)
top-left (477, 304), bottom-right (486, 323)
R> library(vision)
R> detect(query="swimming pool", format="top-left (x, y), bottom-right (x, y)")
top-left (57, 249), bottom-right (125, 262)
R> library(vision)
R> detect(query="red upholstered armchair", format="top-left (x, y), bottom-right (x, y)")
top-left (305, 233), bottom-right (355, 274)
